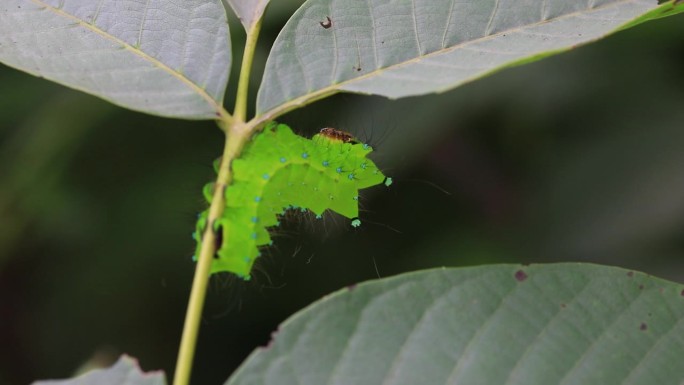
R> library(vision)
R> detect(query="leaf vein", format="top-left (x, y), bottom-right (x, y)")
top-left (502, 279), bottom-right (594, 384)
top-left (137, 0), bottom-right (152, 49)
top-left (410, 0), bottom-right (422, 55)
top-left (365, 0), bottom-right (379, 69)
top-left (28, 0), bottom-right (227, 118)
top-left (329, 0), bottom-right (339, 84)
top-left (443, 281), bottom-right (519, 384)
top-left (485, 0), bottom-right (501, 36)
top-left (441, 0), bottom-right (455, 49)
top-left (91, 0), bottom-right (106, 24)
top-left (620, 315), bottom-right (684, 385)
top-left (557, 290), bottom-right (648, 385)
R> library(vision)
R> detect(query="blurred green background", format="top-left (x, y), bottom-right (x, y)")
top-left (1, 2), bottom-right (683, 384)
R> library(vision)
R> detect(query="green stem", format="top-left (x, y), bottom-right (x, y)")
top-left (173, 14), bottom-right (265, 385)
top-left (233, 18), bottom-right (263, 123)
top-left (172, 119), bottom-right (251, 385)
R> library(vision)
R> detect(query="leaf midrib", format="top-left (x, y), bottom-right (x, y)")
top-left (30, 0), bottom-right (228, 118)
top-left (254, 0), bottom-right (642, 125)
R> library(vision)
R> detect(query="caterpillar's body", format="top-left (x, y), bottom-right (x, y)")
top-left (194, 122), bottom-right (390, 279)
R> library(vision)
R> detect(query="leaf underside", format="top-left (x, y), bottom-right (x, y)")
top-left (226, 263), bottom-right (684, 385)
top-left (0, 0), bottom-right (231, 119)
top-left (32, 355), bottom-right (165, 385)
top-left (256, 0), bottom-right (684, 118)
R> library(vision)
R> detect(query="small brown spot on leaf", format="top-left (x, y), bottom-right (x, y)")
top-left (638, 284), bottom-right (644, 290)
top-left (627, 271), bottom-right (634, 277)
top-left (560, 303), bottom-right (566, 308)
top-left (680, 289), bottom-right (684, 297)
top-left (640, 322), bottom-right (648, 331)
top-left (320, 16), bottom-right (332, 29)
top-left (514, 270), bottom-right (528, 282)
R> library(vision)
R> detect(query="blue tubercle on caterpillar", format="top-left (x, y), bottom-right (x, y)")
top-left (193, 122), bottom-right (390, 279)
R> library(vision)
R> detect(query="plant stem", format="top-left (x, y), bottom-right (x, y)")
top-left (173, 12), bottom-right (266, 385)
top-left (233, 18), bottom-right (263, 123)
top-left (172, 119), bottom-right (251, 385)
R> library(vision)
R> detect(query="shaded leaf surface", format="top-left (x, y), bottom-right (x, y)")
top-left (256, 0), bottom-right (684, 117)
top-left (32, 356), bottom-right (165, 385)
top-left (226, 0), bottom-right (270, 30)
top-left (226, 264), bottom-right (684, 385)
top-left (0, 0), bottom-right (231, 119)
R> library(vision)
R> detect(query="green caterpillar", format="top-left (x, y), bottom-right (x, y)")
top-left (194, 122), bottom-right (391, 279)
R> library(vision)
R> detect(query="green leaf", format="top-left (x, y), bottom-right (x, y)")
top-left (0, 0), bottom-right (231, 120)
top-left (32, 355), bottom-right (165, 385)
top-left (226, 263), bottom-right (684, 385)
top-left (225, 0), bottom-right (271, 30)
top-left (255, 0), bottom-right (684, 119)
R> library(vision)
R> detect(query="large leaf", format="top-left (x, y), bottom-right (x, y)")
top-left (255, 0), bottom-right (684, 119)
top-left (0, 0), bottom-right (231, 120)
top-left (226, 264), bottom-right (684, 385)
top-left (226, 0), bottom-right (271, 30)
top-left (32, 355), bottom-right (165, 385)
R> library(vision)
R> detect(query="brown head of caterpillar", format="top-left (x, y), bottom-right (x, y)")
top-left (316, 126), bottom-right (388, 161)
top-left (318, 127), bottom-right (359, 144)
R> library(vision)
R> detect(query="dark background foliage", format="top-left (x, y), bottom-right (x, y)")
top-left (1, 2), bottom-right (683, 384)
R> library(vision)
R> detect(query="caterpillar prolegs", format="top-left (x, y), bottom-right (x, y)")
top-left (193, 122), bottom-right (391, 279)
